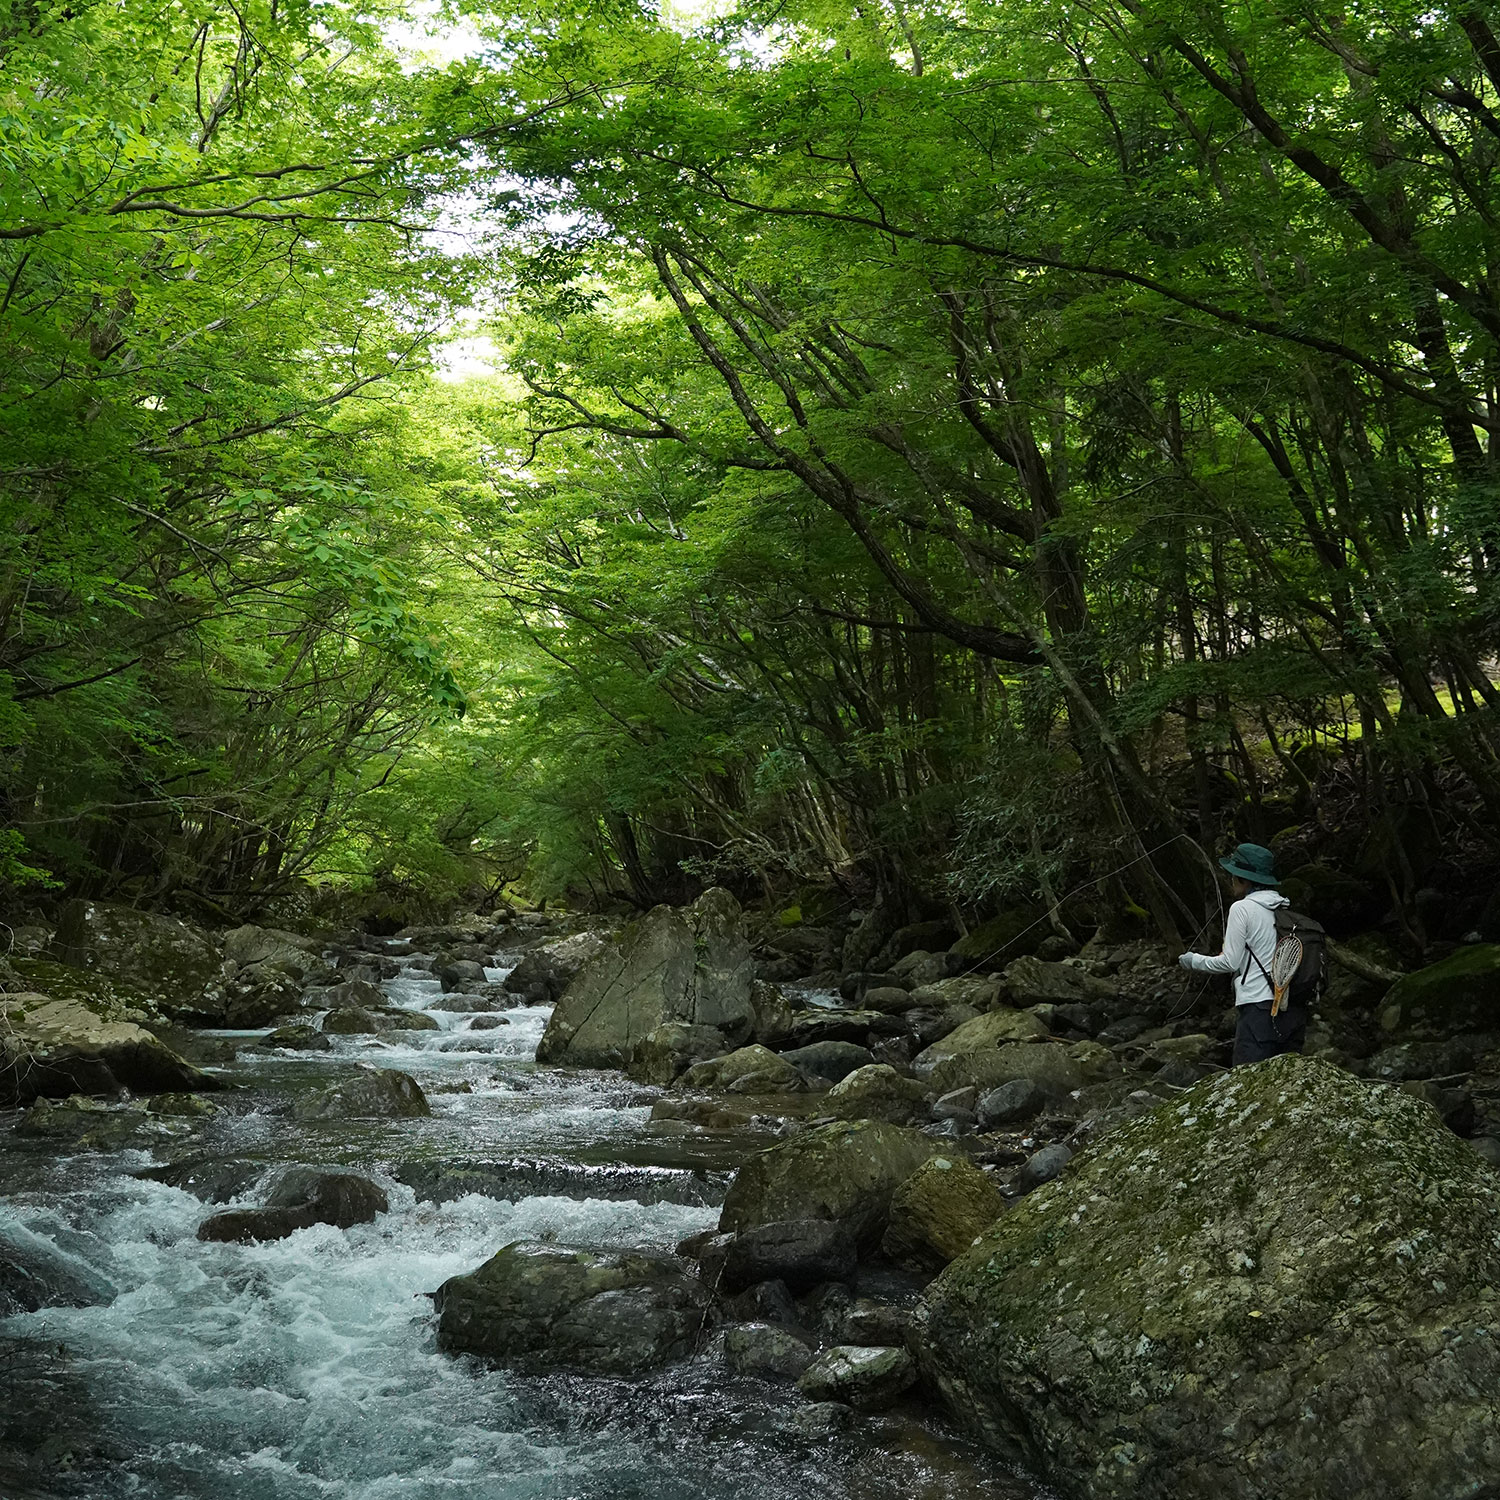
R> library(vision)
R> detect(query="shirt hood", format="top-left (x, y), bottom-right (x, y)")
top-left (1245, 888), bottom-right (1289, 908)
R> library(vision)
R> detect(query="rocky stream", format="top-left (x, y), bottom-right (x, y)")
top-left (3, 890), bottom-right (1500, 1500)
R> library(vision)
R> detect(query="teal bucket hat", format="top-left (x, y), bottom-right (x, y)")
top-left (1219, 842), bottom-right (1279, 886)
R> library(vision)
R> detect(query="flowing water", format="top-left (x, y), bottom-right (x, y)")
top-left (0, 945), bottom-right (1048, 1500)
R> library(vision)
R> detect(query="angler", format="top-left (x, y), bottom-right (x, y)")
top-left (1177, 843), bottom-right (1327, 1067)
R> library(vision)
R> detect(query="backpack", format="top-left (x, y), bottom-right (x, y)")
top-left (1248, 906), bottom-right (1328, 1014)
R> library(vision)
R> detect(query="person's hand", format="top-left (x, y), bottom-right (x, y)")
top-left (1177, 950), bottom-right (1196, 970)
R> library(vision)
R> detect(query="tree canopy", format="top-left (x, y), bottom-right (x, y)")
top-left (5, 0), bottom-right (1500, 949)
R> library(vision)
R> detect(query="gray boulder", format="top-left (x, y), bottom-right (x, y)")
top-left (537, 888), bottom-right (755, 1068)
top-left (48, 899), bottom-right (221, 1018)
top-left (825, 1063), bottom-right (929, 1124)
top-left (626, 1022), bottom-right (729, 1085)
top-left (911, 1008), bottom-right (1050, 1077)
top-left (503, 930), bottom-right (610, 1004)
top-left (724, 1322), bottom-right (816, 1380)
top-left (197, 1169), bottom-right (388, 1243)
top-left (675, 1043), bottom-right (808, 1093)
top-left (1001, 956), bottom-right (1118, 1008)
top-left (1013, 1142), bottom-right (1072, 1191)
top-left (916, 1056), bottom-right (1500, 1500)
top-left (927, 1041), bottom-right (1084, 1099)
top-left (257, 1024), bottom-right (330, 1051)
top-left (797, 1345), bottom-right (917, 1410)
top-left (319, 1004), bottom-right (438, 1034)
top-left (437, 959), bottom-right (487, 993)
top-left (290, 1067), bottom-right (430, 1121)
top-left (976, 1078), bottom-right (1047, 1127)
top-left (720, 1119), bottom-right (942, 1248)
top-left (779, 1040), bottom-right (872, 1083)
top-left (0, 994), bottom-right (219, 1104)
top-left (433, 1241), bottom-right (712, 1375)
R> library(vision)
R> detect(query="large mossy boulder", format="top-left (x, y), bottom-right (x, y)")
top-left (915, 1056), bottom-right (1500, 1500)
top-left (0, 995), bottom-right (219, 1104)
top-left (536, 888), bottom-right (755, 1068)
top-left (433, 1241), bottom-right (711, 1375)
top-left (1376, 944), bottom-right (1500, 1035)
top-left (825, 1063), bottom-right (929, 1124)
top-left (911, 1009), bottom-right (1050, 1077)
top-left (719, 1120), bottom-right (942, 1248)
top-left (949, 909), bottom-right (1046, 968)
top-left (882, 1155), bottom-right (1005, 1272)
top-left (927, 1040), bottom-right (1084, 1098)
top-left (290, 1067), bottom-right (429, 1121)
top-left (48, 900), bottom-right (221, 1018)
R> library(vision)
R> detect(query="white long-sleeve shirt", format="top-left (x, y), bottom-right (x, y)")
top-left (1180, 888), bottom-right (1288, 1006)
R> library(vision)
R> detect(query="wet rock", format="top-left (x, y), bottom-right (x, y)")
top-left (433, 1241), bottom-right (712, 1375)
top-left (1470, 1136), bottom-right (1500, 1166)
top-left (720, 1120), bottom-right (942, 1248)
top-left (256, 1023), bottom-right (330, 1051)
top-left (825, 1063), bottom-right (929, 1124)
top-left (0, 995), bottom-right (218, 1104)
top-left (916, 1056), bottom-right (1500, 1499)
top-left (927, 1041), bottom-right (1084, 1099)
top-left (1376, 944), bottom-right (1500, 1034)
top-left (720, 1219), bottom-right (857, 1293)
top-left (290, 1066), bottom-right (430, 1121)
top-left (13, 1095), bottom-right (162, 1150)
top-left (797, 1345), bottom-right (916, 1410)
top-left (48, 899), bottom-right (221, 1019)
top-left (911, 1009), bottom-right (1049, 1078)
top-left (778, 1041), bottom-right (873, 1084)
top-left (538, 888), bottom-right (755, 1068)
top-left (502, 931), bottom-right (609, 1005)
top-left (0, 1220), bottom-right (116, 1315)
top-left (320, 1003), bottom-right (438, 1034)
top-left (784, 1400), bottom-right (859, 1436)
top-left (976, 1078), bottom-right (1046, 1127)
top-left (212, 969), bottom-right (306, 1029)
top-left (467, 1015), bottom-right (509, 1032)
top-left (626, 1022), bottom-right (730, 1085)
top-left (724, 1322), bottom-right (816, 1380)
top-left (675, 1043), bottom-right (808, 1093)
top-left (840, 970), bottom-right (904, 1002)
top-left (748, 979), bottom-right (796, 1046)
top-left (196, 1168), bottom-right (388, 1243)
top-left (145, 1092), bottom-right (219, 1117)
top-left (320, 978), bottom-right (386, 1010)
top-left (436, 959), bottom-right (487, 993)
top-left (882, 1155), bottom-right (1004, 1271)
top-left (1014, 1142), bottom-right (1073, 1191)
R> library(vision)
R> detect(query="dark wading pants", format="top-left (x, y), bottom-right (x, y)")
top-left (1233, 1000), bottom-right (1309, 1067)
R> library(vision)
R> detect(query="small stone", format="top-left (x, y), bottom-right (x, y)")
top-left (145, 1092), bottom-right (219, 1117)
top-left (1015, 1142), bottom-right (1073, 1191)
top-left (783, 1401), bottom-right (858, 1436)
top-left (977, 1078), bottom-right (1046, 1127)
top-left (258, 1024), bottom-right (330, 1051)
top-left (931, 1087), bottom-right (977, 1120)
top-left (468, 1015), bottom-right (510, 1031)
top-left (796, 1345), bottom-right (917, 1410)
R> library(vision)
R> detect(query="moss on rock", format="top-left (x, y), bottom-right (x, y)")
top-left (915, 1055), bottom-right (1500, 1499)
top-left (1376, 943), bottom-right (1500, 1034)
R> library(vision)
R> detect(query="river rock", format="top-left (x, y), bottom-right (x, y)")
top-left (806, 1285), bottom-right (915, 1347)
top-left (720, 1120), bottom-right (942, 1248)
top-left (797, 1345), bottom-right (917, 1410)
top-left (626, 1022), bottom-right (729, 1085)
top-left (825, 1063), bottom-right (929, 1124)
top-left (222, 925), bottom-right (334, 983)
top-left (911, 1009), bottom-right (1050, 1078)
top-left (906, 1002), bottom-right (981, 1049)
top-left (0, 994), bottom-right (218, 1104)
top-left (778, 1009), bottom-right (891, 1048)
top-left (433, 1241), bottom-right (712, 1375)
top-left (257, 1024), bottom-right (330, 1051)
top-left (676, 1044), bottom-right (808, 1093)
top-left (976, 1078), bottom-right (1047, 1127)
top-left (778, 1040), bottom-right (872, 1083)
top-left (0, 1219), bottom-right (116, 1314)
top-left (949, 909), bottom-right (1047, 968)
top-left (1376, 944), bottom-right (1500, 1034)
top-left (290, 1067), bottom-right (430, 1120)
top-left (724, 1322), bottom-right (816, 1379)
top-left (1013, 1142), bottom-right (1073, 1191)
top-left (48, 899), bottom-right (221, 1018)
top-left (748, 979), bottom-right (796, 1046)
top-left (927, 1041), bottom-right (1084, 1099)
top-left (13, 1095), bottom-right (159, 1149)
top-left (320, 1004), bottom-right (438, 1035)
top-left (537, 888), bottom-right (755, 1068)
top-left (882, 1155), bottom-right (1005, 1271)
top-left (907, 975), bottom-right (1006, 1012)
top-left (436, 959), bottom-right (487, 993)
top-left (503, 930), bottom-right (609, 1004)
top-left (197, 1168), bottom-right (389, 1243)
top-left (719, 1219), bottom-right (857, 1293)
top-left (916, 1055), bottom-right (1500, 1499)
